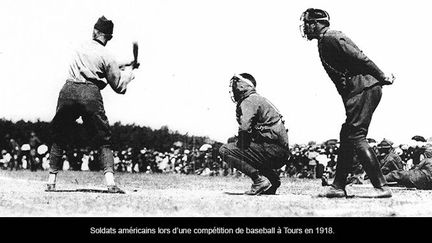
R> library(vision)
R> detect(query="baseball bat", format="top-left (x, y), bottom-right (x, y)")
top-left (132, 42), bottom-right (139, 69)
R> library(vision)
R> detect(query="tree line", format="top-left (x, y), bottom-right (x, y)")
top-left (0, 119), bottom-right (219, 153)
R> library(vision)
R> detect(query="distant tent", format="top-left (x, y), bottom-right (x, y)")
top-left (21, 144), bottom-right (30, 151)
top-left (412, 135), bottom-right (426, 142)
top-left (199, 144), bottom-right (212, 152)
top-left (324, 139), bottom-right (338, 146)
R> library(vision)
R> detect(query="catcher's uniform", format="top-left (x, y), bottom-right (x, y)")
top-left (219, 89), bottom-right (290, 188)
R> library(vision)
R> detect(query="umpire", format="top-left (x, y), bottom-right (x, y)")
top-left (219, 73), bottom-right (290, 195)
top-left (45, 16), bottom-right (138, 193)
top-left (300, 8), bottom-right (395, 198)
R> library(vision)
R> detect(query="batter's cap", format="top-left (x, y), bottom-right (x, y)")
top-left (94, 16), bottom-right (114, 35)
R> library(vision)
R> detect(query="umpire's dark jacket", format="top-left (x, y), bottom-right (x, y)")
top-left (318, 27), bottom-right (387, 100)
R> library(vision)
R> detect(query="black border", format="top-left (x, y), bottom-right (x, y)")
top-left (0, 217), bottom-right (428, 241)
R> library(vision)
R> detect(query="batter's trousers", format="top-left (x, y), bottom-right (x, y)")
top-left (48, 81), bottom-right (114, 174)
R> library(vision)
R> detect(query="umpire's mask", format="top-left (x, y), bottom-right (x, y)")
top-left (300, 8), bottom-right (330, 40)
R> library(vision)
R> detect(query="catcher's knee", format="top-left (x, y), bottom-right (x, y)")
top-left (219, 143), bottom-right (239, 156)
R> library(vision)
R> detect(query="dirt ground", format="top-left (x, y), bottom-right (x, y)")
top-left (1, 170), bottom-right (432, 217)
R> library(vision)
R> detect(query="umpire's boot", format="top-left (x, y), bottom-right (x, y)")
top-left (356, 145), bottom-right (392, 198)
top-left (318, 169), bottom-right (348, 198)
top-left (319, 143), bottom-right (352, 198)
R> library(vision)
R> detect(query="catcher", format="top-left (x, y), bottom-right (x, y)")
top-left (219, 73), bottom-right (290, 195)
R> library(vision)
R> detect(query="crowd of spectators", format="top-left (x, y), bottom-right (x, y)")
top-left (280, 136), bottom-right (431, 182)
top-left (1, 132), bottom-right (431, 181)
top-left (0, 132), bottom-right (227, 176)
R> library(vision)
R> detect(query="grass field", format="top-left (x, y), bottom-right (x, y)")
top-left (1, 169), bottom-right (432, 217)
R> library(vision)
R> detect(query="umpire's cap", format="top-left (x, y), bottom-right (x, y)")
top-left (94, 16), bottom-right (114, 35)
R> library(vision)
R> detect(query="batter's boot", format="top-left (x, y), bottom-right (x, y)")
top-left (107, 185), bottom-right (126, 194)
top-left (45, 184), bottom-right (56, 192)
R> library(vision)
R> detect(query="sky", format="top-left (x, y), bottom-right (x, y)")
top-left (0, 0), bottom-right (431, 145)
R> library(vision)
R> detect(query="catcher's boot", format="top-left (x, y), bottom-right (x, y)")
top-left (262, 180), bottom-right (281, 195)
top-left (356, 146), bottom-right (392, 198)
top-left (245, 175), bottom-right (272, 195)
top-left (261, 168), bottom-right (281, 195)
top-left (220, 153), bottom-right (270, 195)
top-left (45, 184), bottom-right (56, 192)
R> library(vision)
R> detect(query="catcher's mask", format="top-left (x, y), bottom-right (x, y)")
top-left (229, 74), bottom-right (255, 103)
top-left (299, 8), bottom-right (330, 40)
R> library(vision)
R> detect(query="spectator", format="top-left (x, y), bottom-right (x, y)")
top-left (385, 145), bottom-right (432, 189)
top-left (376, 139), bottom-right (404, 175)
top-left (1, 150), bottom-right (11, 169)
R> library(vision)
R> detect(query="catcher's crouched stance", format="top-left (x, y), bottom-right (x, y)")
top-left (45, 16), bottom-right (139, 193)
top-left (219, 73), bottom-right (290, 195)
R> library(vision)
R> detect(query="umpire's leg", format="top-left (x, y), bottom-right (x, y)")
top-left (347, 85), bottom-right (387, 189)
top-left (331, 124), bottom-right (355, 190)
